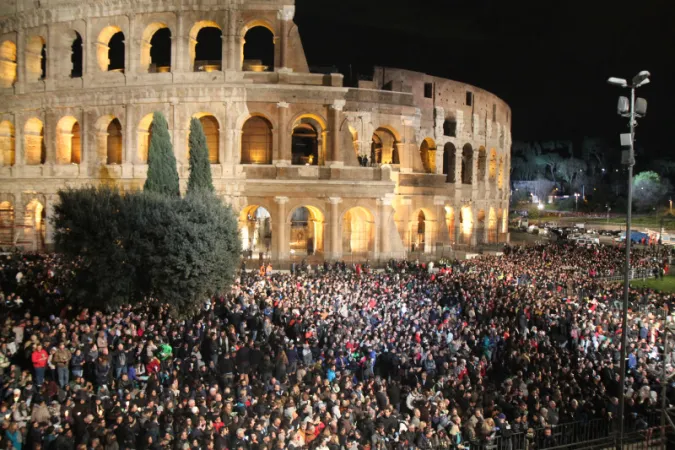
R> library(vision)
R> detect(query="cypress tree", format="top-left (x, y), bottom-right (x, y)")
top-left (144, 111), bottom-right (180, 197)
top-left (187, 117), bottom-right (215, 195)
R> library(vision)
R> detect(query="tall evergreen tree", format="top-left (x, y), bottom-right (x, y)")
top-left (144, 111), bottom-right (180, 197)
top-left (187, 117), bottom-right (215, 195)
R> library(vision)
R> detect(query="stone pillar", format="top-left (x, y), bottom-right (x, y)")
top-left (276, 102), bottom-right (290, 165)
top-left (471, 149), bottom-right (479, 188)
top-left (434, 198), bottom-right (451, 246)
top-left (79, 109), bottom-right (88, 172)
top-left (274, 196), bottom-right (289, 261)
top-left (454, 151), bottom-right (462, 185)
top-left (43, 111), bottom-right (54, 165)
top-left (15, 29), bottom-right (24, 94)
top-left (230, 129), bottom-right (241, 163)
top-left (44, 194), bottom-right (57, 249)
top-left (277, 6), bottom-right (295, 70)
top-left (227, 10), bottom-right (237, 70)
top-left (328, 197), bottom-right (341, 259)
top-left (14, 114), bottom-right (24, 166)
top-left (124, 105), bottom-right (135, 165)
top-left (223, 118), bottom-right (234, 164)
top-left (378, 197), bottom-right (392, 259)
top-left (328, 100), bottom-right (345, 167)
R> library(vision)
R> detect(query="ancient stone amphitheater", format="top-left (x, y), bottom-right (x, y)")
top-left (0, 0), bottom-right (511, 262)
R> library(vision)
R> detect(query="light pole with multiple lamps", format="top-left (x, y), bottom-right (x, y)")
top-left (574, 192), bottom-right (580, 211)
top-left (607, 70), bottom-right (650, 447)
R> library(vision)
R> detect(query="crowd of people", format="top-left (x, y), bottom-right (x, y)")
top-left (0, 243), bottom-right (672, 450)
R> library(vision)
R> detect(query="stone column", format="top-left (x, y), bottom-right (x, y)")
top-left (79, 109), bottom-right (88, 173)
top-left (274, 196), bottom-right (289, 261)
top-left (454, 151), bottom-right (462, 185)
top-left (378, 197), bottom-right (392, 259)
top-left (471, 149), bottom-right (479, 188)
top-left (15, 29), bottom-right (24, 94)
top-left (124, 104), bottom-right (135, 165)
top-left (328, 197), bottom-right (341, 259)
top-left (43, 111), bottom-right (54, 165)
top-left (230, 129), bottom-right (241, 163)
top-left (277, 6), bottom-right (295, 70)
top-left (276, 102), bottom-right (290, 165)
top-left (434, 198), bottom-right (451, 246)
top-left (14, 113), bottom-right (24, 167)
top-left (227, 10), bottom-right (237, 70)
top-left (328, 100), bottom-right (345, 167)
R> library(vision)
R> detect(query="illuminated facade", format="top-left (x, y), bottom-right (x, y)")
top-left (0, 0), bottom-right (511, 259)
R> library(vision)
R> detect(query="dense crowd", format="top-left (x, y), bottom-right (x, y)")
top-left (0, 243), bottom-right (673, 450)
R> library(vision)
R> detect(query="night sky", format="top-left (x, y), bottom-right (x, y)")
top-left (294, 0), bottom-right (675, 158)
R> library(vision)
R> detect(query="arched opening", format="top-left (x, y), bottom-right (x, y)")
top-left (488, 148), bottom-right (497, 182)
top-left (56, 116), bottom-right (81, 164)
top-left (292, 124), bottom-right (318, 166)
top-left (24, 118), bottom-right (45, 165)
top-left (241, 116), bottom-right (273, 164)
top-left (0, 41), bottom-right (17, 88)
top-left (476, 209), bottom-right (486, 244)
top-left (26, 35), bottom-right (47, 82)
top-left (459, 206), bottom-right (473, 245)
top-left (137, 114), bottom-right (154, 164)
top-left (141, 24), bottom-right (171, 73)
top-left (488, 207), bottom-right (498, 243)
top-left (408, 209), bottom-right (429, 253)
top-left (70, 32), bottom-right (83, 77)
top-left (445, 206), bottom-right (455, 244)
top-left (443, 143), bottom-right (456, 183)
top-left (0, 121), bottom-right (15, 166)
top-left (477, 146), bottom-right (487, 181)
top-left (499, 208), bottom-right (507, 234)
top-left (371, 127), bottom-right (400, 165)
top-left (24, 199), bottom-right (45, 250)
top-left (107, 118), bottom-right (123, 164)
top-left (189, 114), bottom-right (219, 164)
top-left (461, 144), bottom-right (473, 185)
top-left (498, 156), bottom-right (505, 189)
top-left (290, 206), bottom-right (324, 255)
top-left (342, 207), bottom-right (375, 255)
top-left (242, 25), bottom-right (274, 72)
top-left (191, 22), bottom-right (222, 72)
top-left (239, 205), bottom-right (272, 258)
top-left (0, 201), bottom-right (14, 247)
top-left (420, 138), bottom-right (436, 173)
top-left (97, 26), bottom-right (125, 72)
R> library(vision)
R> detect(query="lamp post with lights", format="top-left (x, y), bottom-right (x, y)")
top-left (607, 70), bottom-right (650, 447)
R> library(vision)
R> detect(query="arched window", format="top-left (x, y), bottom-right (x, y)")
top-left (461, 144), bottom-right (473, 185)
top-left (56, 116), bottom-right (81, 164)
top-left (241, 116), bottom-right (273, 164)
top-left (26, 35), bottom-right (46, 82)
top-left (0, 41), bottom-right (17, 88)
top-left (420, 138), bottom-right (436, 173)
top-left (97, 27), bottom-right (125, 72)
top-left (141, 24), bottom-right (171, 73)
top-left (239, 205), bottom-right (272, 254)
top-left (290, 206), bottom-right (324, 255)
top-left (371, 128), bottom-right (400, 165)
top-left (242, 26), bottom-right (274, 71)
top-left (191, 114), bottom-right (219, 164)
top-left (108, 32), bottom-right (125, 72)
top-left (107, 118), bottom-right (123, 164)
top-left (342, 207), bottom-right (375, 254)
top-left (443, 143), bottom-right (456, 183)
top-left (191, 22), bottom-right (222, 72)
top-left (138, 114), bottom-right (154, 164)
top-left (0, 121), bottom-right (15, 166)
top-left (292, 124), bottom-right (318, 165)
top-left (71, 32), bottom-right (83, 78)
top-left (24, 118), bottom-right (45, 165)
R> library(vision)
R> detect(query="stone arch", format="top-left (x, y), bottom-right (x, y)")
top-left (24, 198), bottom-right (46, 250)
top-left (0, 199), bottom-right (14, 247)
top-left (141, 22), bottom-right (172, 73)
top-left (190, 21), bottom-right (222, 72)
top-left (190, 113), bottom-right (220, 164)
top-left (461, 144), bottom-right (473, 185)
top-left (288, 205), bottom-right (325, 255)
top-left (69, 31), bottom-right (83, 78)
top-left (26, 34), bottom-right (46, 82)
top-left (408, 208), bottom-right (434, 253)
top-left (443, 143), bottom-right (456, 183)
top-left (290, 114), bottom-right (326, 166)
top-left (137, 113), bottom-right (154, 164)
top-left (94, 115), bottom-right (123, 164)
top-left (488, 148), bottom-right (498, 181)
top-left (0, 40), bottom-right (17, 88)
top-left (372, 126), bottom-right (401, 165)
top-left (0, 120), bottom-right (15, 166)
top-left (241, 20), bottom-right (275, 71)
top-left (97, 26), bottom-right (124, 72)
top-left (477, 146), bottom-right (487, 181)
top-left (459, 205), bottom-right (473, 244)
top-left (55, 116), bottom-right (81, 164)
top-left (341, 206), bottom-right (375, 254)
top-left (239, 205), bottom-right (272, 255)
top-left (24, 117), bottom-right (45, 165)
top-left (420, 137), bottom-right (436, 174)
top-left (445, 206), bottom-right (455, 243)
top-left (241, 115), bottom-right (273, 164)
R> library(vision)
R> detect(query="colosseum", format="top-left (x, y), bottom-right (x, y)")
top-left (0, 0), bottom-right (511, 262)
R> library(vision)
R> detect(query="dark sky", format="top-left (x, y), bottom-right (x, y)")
top-left (295, 0), bottom-right (675, 157)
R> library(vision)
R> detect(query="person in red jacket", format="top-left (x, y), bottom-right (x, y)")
top-left (31, 343), bottom-right (49, 386)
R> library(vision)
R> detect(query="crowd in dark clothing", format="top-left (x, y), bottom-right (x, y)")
top-left (0, 243), bottom-right (673, 450)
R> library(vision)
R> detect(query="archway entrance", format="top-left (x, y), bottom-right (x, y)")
top-left (240, 206), bottom-right (271, 259)
top-left (291, 124), bottom-right (318, 165)
top-left (445, 206), bottom-right (455, 244)
top-left (192, 23), bottom-right (222, 72)
top-left (241, 116), bottom-right (273, 164)
top-left (289, 206), bottom-right (324, 256)
top-left (459, 206), bottom-right (473, 245)
top-left (443, 143), bottom-right (456, 183)
top-left (242, 26), bottom-right (274, 71)
top-left (461, 144), bottom-right (473, 185)
top-left (24, 199), bottom-right (45, 251)
top-left (371, 128), bottom-right (400, 165)
top-left (408, 209), bottom-right (431, 253)
top-left (342, 207), bottom-right (375, 256)
top-left (420, 138), bottom-right (436, 173)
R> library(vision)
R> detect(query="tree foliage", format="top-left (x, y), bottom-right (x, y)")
top-left (54, 186), bottom-right (241, 316)
top-left (633, 171), bottom-right (670, 212)
top-left (187, 117), bottom-right (215, 195)
top-left (144, 111), bottom-right (180, 197)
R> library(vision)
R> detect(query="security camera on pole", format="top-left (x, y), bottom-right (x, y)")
top-left (607, 70), bottom-right (650, 447)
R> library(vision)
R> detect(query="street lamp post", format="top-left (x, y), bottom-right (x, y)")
top-left (608, 70), bottom-right (650, 448)
top-left (574, 193), bottom-right (580, 211)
